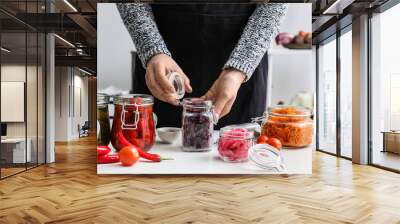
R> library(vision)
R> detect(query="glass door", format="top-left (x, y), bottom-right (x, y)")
top-left (339, 28), bottom-right (352, 158)
top-left (1, 31), bottom-right (28, 178)
top-left (317, 36), bottom-right (337, 155)
top-left (0, 1), bottom-right (47, 179)
top-left (370, 3), bottom-right (400, 171)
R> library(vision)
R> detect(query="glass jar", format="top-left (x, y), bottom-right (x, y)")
top-left (261, 106), bottom-right (313, 148)
top-left (218, 126), bottom-right (254, 162)
top-left (111, 94), bottom-right (155, 151)
top-left (181, 98), bottom-right (215, 152)
top-left (166, 72), bottom-right (185, 99)
top-left (97, 93), bottom-right (111, 146)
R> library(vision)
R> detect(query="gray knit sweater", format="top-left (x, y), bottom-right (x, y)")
top-left (117, 3), bottom-right (287, 81)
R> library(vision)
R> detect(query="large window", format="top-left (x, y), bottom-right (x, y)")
top-left (339, 29), bottom-right (352, 158)
top-left (0, 1), bottom-right (47, 179)
top-left (317, 36), bottom-right (337, 155)
top-left (317, 26), bottom-right (353, 159)
top-left (370, 3), bottom-right (400, 171)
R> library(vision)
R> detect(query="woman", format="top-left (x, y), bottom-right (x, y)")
top-left (117, 3), bottom-right (287, 128)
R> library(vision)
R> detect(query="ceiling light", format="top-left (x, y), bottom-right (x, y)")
top-left (54, 34), bottom-right (75, 48)
top-left (78, 67), bottom-right (92, 76)
top-left (63, 0), bottom-right (78, 12)
top-left (1, 47), bottom-right (11, 53)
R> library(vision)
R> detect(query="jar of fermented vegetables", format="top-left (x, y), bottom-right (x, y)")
top-left (97, 93), bottom-right (111, 146)
top-left (111, 94), bottom-right (155, 151)
top-left (181, 98), bottom-right (216, 152)
top-left (262, 106), bottom-right (313, 148)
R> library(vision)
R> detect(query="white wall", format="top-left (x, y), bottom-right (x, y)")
top-left (54, 67), bottom-right (89, 141)
top-left (97, 3), bottom-right (136, 92)
top-left (269, 4), bottom-right (314, 107)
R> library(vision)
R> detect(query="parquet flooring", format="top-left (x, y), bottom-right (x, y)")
top-left (1, 136), bottom-right (400, 224)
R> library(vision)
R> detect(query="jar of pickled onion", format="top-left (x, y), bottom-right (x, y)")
top-left (261, 106), bottom-right (313, 148)
top-left (111, 94), bottom-right (155, 151)
top-left (218, 126), bottom-right (254, 162)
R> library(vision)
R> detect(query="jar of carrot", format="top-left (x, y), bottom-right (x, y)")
top-left (261, 106), bottom-right (313, 148)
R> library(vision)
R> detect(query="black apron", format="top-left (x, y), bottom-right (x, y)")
top-left (133, 4), bottom-right (268, 129)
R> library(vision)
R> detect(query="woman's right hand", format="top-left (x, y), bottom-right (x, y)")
top-left (145, 54), bottom-right (192, 105)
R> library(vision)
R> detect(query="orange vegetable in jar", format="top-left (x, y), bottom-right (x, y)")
top-left (261, 106), bottom-right (313, 148)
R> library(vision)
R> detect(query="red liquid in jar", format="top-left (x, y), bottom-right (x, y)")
top-left (111, 100), bottom-right (155, 151)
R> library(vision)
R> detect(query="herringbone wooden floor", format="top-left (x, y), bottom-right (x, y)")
top-left (1, 136), bottom-right (400, 224)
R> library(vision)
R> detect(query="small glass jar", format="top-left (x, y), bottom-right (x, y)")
top-left (111, 94), bottom-right (155, 151)
top-left (218, 126), bottom-right (254, 162)
top-left (181, 98), bottom-right (215, 152)
top-left (97, 93), bottom-right (111, 146)
top-left (261, 106), bottom-right (313, 148)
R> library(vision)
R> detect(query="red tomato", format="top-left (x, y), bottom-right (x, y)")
top-left (119, 146), bottom-right (140, 166)
top-left (267, 138), bottom-right (282, 150)
top-left (257, 135), bottom-right (269, 144)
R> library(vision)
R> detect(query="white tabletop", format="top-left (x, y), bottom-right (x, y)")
top-left (97, 134), bottom-right (313, 175)
top-left (1, 137), bottom-right (27, 143)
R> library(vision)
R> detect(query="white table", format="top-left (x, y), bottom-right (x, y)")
top-left (98, 135), bottom-right (312, 175)
top-left (1, 138), bottom-right (32, 163)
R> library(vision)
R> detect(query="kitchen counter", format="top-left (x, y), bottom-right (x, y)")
top-left (98, 134), bottom-right (313, 175)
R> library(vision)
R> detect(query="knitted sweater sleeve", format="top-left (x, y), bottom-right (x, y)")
top-left (223, 3), bottom-right (288, 81)
top-left (116, 3), bottom-right (171, 68)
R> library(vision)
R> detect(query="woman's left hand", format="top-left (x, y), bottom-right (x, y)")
top-left (202, 69), bottom-right (246, 120)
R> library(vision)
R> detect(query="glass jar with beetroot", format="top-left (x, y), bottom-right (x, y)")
top-left (218, 126), bottom-right (254, 162)
top-left (111, 94), bottom-right (155, 151)
top-left (181, 98), bottom-right (215, 152)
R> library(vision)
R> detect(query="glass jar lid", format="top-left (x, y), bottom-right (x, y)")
top-left (182, 98), bottom-right (212, 108)
top-left (220, 125), bottom-right (254, 140)
top-left (249, 144), bottom-right (285, 171)
top-left (167, 72), bottom-right (185, 100)
top-left (114, 94), bottom-right (153, 106)
top-left (268, 106), bottom-right (311, 118)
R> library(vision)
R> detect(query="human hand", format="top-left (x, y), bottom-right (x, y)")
top-left (146, 54), bottom-right (192, 105)
top-left (201, 68), bottom-right (246, 120)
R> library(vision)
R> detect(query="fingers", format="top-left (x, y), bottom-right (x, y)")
top-left (213, 91), bottom-right (231, 119)
top-left (146, 69), bottom-right (178, 105)
top-left (154, 63), bottom-right (175, 94)
top-left (176, 67), bottom-right (192, 93)
top-left (220, 96), bottom-right (235, 118)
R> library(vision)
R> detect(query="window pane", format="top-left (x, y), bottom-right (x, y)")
top-left (340, 29), bottom-right (352, 158)
top-left (1, 31), bottom-right (28, 177)
top-left (318, 38), bottom-right (337, 154)
top-left (371, 4), bottom-right (400, 171)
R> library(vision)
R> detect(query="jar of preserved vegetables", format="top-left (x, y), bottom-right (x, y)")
top-left (181, 98), bottom-right (216, 152)
top-left (111, 94), bottom-right (155, 151)
top-left (218, 126), bottom-right (254, 162)
top-left (97, 93), bottom-right (111, 146)
top-left (261, 106), bottom-right (313, 148)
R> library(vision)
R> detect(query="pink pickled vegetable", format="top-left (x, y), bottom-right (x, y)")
top-left (218, 128), bottom-right (253, 162)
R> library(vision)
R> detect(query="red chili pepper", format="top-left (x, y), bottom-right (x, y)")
top-left (97, 145), bottom-right (111, 156)
top-left (97, 153), bottom-right (120, 164)
top-left (116, 131), bottom-right (172, 162)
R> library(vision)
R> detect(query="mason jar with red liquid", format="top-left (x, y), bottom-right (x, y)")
top-left (111, 94), bottom-right (155, 151)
